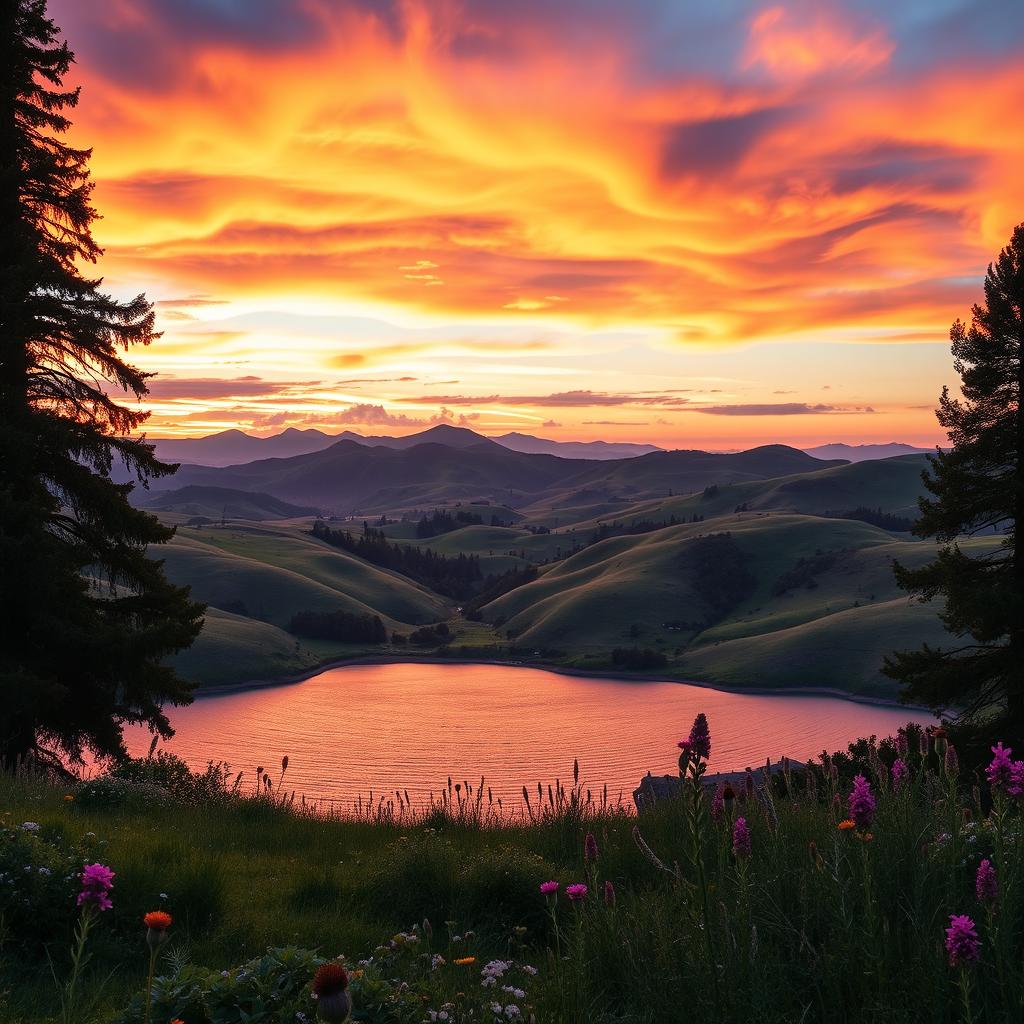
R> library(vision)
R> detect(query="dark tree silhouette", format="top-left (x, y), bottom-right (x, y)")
top-left (0, 1), bottom-right (204, 766)
top-left (884, 224), bottom-right (1024, 730)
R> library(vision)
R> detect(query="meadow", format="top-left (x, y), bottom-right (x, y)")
top-left (2, 719), bottom-right (1021, 1023)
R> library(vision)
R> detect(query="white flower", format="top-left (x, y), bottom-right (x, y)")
top-left (38, 866), bottom-right (51, 876)
top-left (159, 892), bottom-right (169, 899)
top-left (504, 1007), bottom-right (521, 1019)
top-left (523, 965), bottom-right (538, 976)
top-left (491, 1004), bottom-right (503, 1015)
top-left (20, 822), bottom-right (39, 832)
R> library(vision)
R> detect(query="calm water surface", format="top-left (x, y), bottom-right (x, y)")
top-left (125, 663), bottom-right (930, 808)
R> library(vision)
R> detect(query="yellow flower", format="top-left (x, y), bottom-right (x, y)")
top-left (454, 956), bottom-right (476, 966)
top-left (837, 819), bottom-right (856, 831)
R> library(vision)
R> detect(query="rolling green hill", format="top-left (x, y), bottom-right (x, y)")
top-left (137, 486), bottom-right (319, 521)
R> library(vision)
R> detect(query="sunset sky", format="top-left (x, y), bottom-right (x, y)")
top-left (52, 0), bottom-right (1024, 449)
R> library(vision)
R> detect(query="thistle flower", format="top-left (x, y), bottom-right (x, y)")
top-left (732, 816), bottom-right (752, 859)
top-left (583, 832), bottom-right (599, 863)
top-left (77, 863), bottom-right (114, 912)
top-left (565, 883), bottom-right (589, 902)
top-left (687, 713), bottom-right (711, 760)
top-left (539, 881), bottom-right (559, 897)
top-left (143, 910), bottom-right (172, 950)
top-left (945, 915), bottom-right (980, 969)
top-left (312, 963), bottom-right (351, 1023)
top-left (710, 782), bottom-right (725, 823)
top-left (944, 744), bottom-right (959, 778)
top-left (976, 859), bottom-right (998, 905)
top-left (847, 775), bottom-right (876, 831)
top-left (891, 758), bottom-right (909, 790)
top-left (603, 880), bottom-right (616, 907)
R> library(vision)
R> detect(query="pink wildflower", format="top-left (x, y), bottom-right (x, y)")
top-left (944, 744), bottom-right (959, 778)
top-left (687, 714), bottom-right (711, 760)
top-left (732, 816), bottom-right (752, 859)
top-left (891, 758), bottom-right (909, 790)
top-left (584, 832), bottom-right (598, 863)
top-left (77, 863), bottom-right (115, 911)
top-left (986, 743), bottom-right (1015, 791)
top-left (848, 775), bottom-right (876, 831)
top-left (976, 859), bottom-right (997, 905)
top-left (539, 881), bottom-right (559, 896)
top-left (565, 883), bottom-right (588, 902)
top-left (945, 914), bottom-right (980, 968)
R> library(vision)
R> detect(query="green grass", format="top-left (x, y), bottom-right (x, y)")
top-left (3, 729), bottom-right (1021, 1023)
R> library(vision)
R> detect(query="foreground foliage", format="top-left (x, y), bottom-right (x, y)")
top-left (1, 722), bottom-right (1023, 1023)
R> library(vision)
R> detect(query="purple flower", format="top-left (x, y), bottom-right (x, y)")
top-left (944, 744), bottom-right (959, 778)
top-left (710, 782), bottom-right (725, 823)
top-left (945, 914), bottom-right (980, 969)
top-left (1010, 761), bottom-right (1024, 799)
top-left (732, 816), bottom-right (752, 859)
top-left (603, 880), bottom-right (616, 907)
top-left (539, 881), bottom-right (559, 896)
top-left (77, 863), bottom-right (115, 912)
top-left (565, 883), bottom-right (588, 902)
top-left (896, 730), bottom-right (909, 758)
top-left (986, 742), bottom-right (1015, 790)
top-left (848, 775), bottom-right (876, 831)
top-left (583, 832), bottom-right (598, 863)
top-left (687, 714), bottom-right (711, 760)
top-left (891, 758), bottom-right (909, 790)
top-left (976, 859), bottom-right (998, 905)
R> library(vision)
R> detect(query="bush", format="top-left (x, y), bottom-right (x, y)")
top-left (109, 752), bottom-right (237, 805)
top-left (74, 775), bottom-right (171, 811)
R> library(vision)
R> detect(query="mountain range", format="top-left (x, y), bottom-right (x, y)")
top-left (146, 425), bottom-right (933, 469)
top-left (130, 425), bottom-right (846, 515)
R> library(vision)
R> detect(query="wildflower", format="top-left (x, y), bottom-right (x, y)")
top-left (1009, 760), bottom-right (1024, 799)
top-left (710, 782), bottom-right (725, 822)
top-left (837, 819), bottom-right (856, 831)
top-left (976, 859), bottom-right (998, 904)
top-left (63, 795), bottom-right (74, 803)
top-left (432, 954), bottom-right (446, 969)
top-left (539, 881), bottom-right (558, 896)
top-left (565, 883), bottom-right (588, 901)
top-left (945, 915), bottom-right (980, 969)
top-left (932, 727), bottom-right (949, 756)
top-left (986, 742), bottom-right (1015, 791)
top-left (890, 757), bottom-right (908, 789)
top-left (732, 816), bottom-right (752, 859)
top-left (896, 730), bottom-right (909, 758)
top-left (20, 822), bottom-right (39, 832)
top-left (583, 832), bottom-right (598, 863)
top-left (603, 880), bottom-right (616, 907)
top-left (848, 775), bottom-right (876, 831)
top-left (454, 956), bottom-right (477, 965)
top-left (687, 713), bottom-right (711, 760)
top-left (945, 744), bottom-right (959, 778)
top-left (312, 963), bottom-right (351, 1023)
top-left (143, 910), bottom-right (172, 950)
top-left (677, 740), bottom-right (693, 773)
top-left (77, 863), bottom-right (114, 911)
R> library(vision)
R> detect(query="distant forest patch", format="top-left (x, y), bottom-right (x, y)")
top-left (824, 507), bottom-right (915, 532)
top-left (289, 609), bottom-right (388, 644)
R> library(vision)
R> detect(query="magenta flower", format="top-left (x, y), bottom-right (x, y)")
top-left (584, 832), bottom-right (598, 863)
top-left (603, 880), bottom-right (616, 907)
top-left (945, 914), bottom-right (981, 968)
top-left (539, 881), bottom-right (559, 896)
top-left (891, 758), bottom-right (909, 790)
top-left (896, 730), bottom-right (909, 758)
top-left (77, 862), bottom-right (115, 912)
top-left (565, 883), bottom-right (588, 902)
top-left (732, 816), bottom-right (752, 859)
top-left (1010, 761), bottom-right (1024, 799)
top-left (687, 714), bottom-right (711, 760)
top-left (986, 742), bottom-right (1015, 790)
top-left (710, 782), bottom-right (725, 823)
top-left (848, 775), bottom-right (876, 831)
top-left (945, 744), bottom-right (959, 777)
top-left (976, 859), bottom-right (998, 905)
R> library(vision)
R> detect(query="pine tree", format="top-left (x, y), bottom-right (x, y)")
top-left (0, 1), bottom-right (204, 766)
top-left (884, 224), bottom-right (1024, 731)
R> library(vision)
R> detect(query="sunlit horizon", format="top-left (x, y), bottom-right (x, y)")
top-left (51, 0), bottom-right (1024, 449)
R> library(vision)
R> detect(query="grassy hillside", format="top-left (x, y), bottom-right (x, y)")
top-left (137, 486), bottom-right (318, 521)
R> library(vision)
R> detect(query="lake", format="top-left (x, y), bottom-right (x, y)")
top-left (125, 662), bottom-right (930, 810)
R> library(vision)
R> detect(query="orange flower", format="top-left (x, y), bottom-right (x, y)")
top-left (837, 819), bottom-right (856, 831)
top-left (143, 911), bottom-right (172, 931)
top-left (454, 956), bottom-right (477, 966)
top-left (63, 795), bottom-right (74, 802)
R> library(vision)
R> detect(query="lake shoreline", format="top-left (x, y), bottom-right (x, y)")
top-left (196, 653), bottom-right (930, 713)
